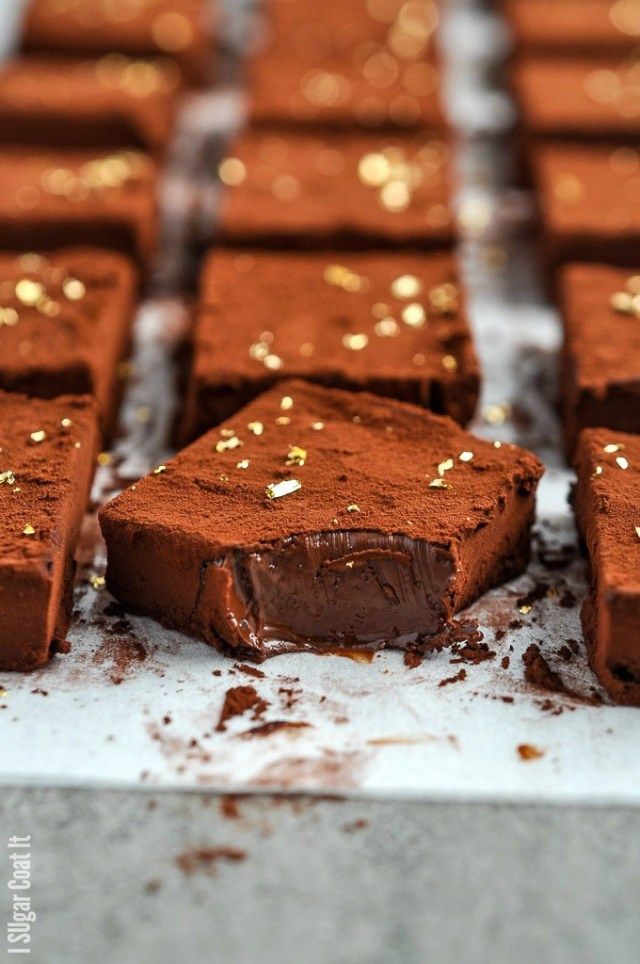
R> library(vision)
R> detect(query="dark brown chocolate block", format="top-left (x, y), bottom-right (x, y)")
top-left (504, 0), bottom-right (640, 56)
top-left (534, 143), bottom-right (640, 270)
top-left (0, 391), bottom-right (98, 672)
top-left (101, 379), bottom-right (543, 661)
top-left (216, 130), bottom-right (455, 249)
top-left (560, 263), bottom-right (640, 455)
top-left (0, 56), bottom-right (181, 153)
top-left (574, 427), bottom-right (640, 704)
top-left (248, 0), bottom-right (445, 130)
top-left (22, 0), bottom-right (216, 86)
top-left (0, 148), bottom-right (157, 267)
top-left (180, 250), bottom-right (480, 442)
top-left (512, 56), bottom-right (640, 144)
top-left (0, 248), bottom-right (138, 437)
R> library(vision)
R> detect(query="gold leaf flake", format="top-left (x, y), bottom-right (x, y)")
top-left (519, 604), bottom-right (532, 615)
top-left (29, 430), bottom-right (46, 444)
top-left (236, 459), bottom-right (250, 470)
top-left (483, 403), bottom-right (510, 426)
top-left (459, 451), bottom-right (474, 462)
top-left (342, 332), bottom-right (369, 351)
top-left (286, 445), bottom-right (307, 466)
top-left (401, 303), bottom-right (426, 327)
top-left (593, 465), bottom-right (603, 477)
top-left (391, 274), bottom-right (422, 299)
top-left (90, 575), bottom-right (106, 590)
top-left (248, 421), bottom-right (264, 436)
top-left (358, 152), bottom-right (391, 187)
top-left (15, 279), bottom-right (44, 306)
top-left (153, 464), bottom-right (167, 474)
top-left (60, 418), bottom-right (73, 429)
top-left (429, 478), bottom-right (451, 489)
top-left (347, 503), bottom-right (361, 513)
top-left (264, 354), bottom-right (284, 371)
top-left (275, 416), bottom-right (291, 426)
top-left (604, 443), bottom-right (624, 453)
top-left (266, 479), bottom-right (302, 500)
top-left (219, 157), bottom-right (246, 186)
top-left (437, 458), bottom-right (454, 477)
top-left (323, 264), bottom-right (367, 292)
top-left (62, 277), bottom-right (86, 300)
top-left (22, 524), bottom-right (35, 536)
top-left (374, 317), bottom-right (400, 337)
top-left (0, 471), bottom-right (16, 485)
top-left (215, 436), bottom-right (242, 453)
top-left (280, 396), bottom-right (294, 411)
top-left (97, 451), bottom-right (112, 466)
top-left (442, 355), bottom-right (458, 372)
top-left (616, 456), bottom-right (629, 470)
top-left (311, 421), bottom-right (325, 431)
top-left (635, 526), bottom-right (640, 540)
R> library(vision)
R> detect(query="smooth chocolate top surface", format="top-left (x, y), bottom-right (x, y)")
top-left (101, 379), bottom-right (543, 551)
top-left (249, 0), bottom-right (443, 128)
top-left (0, 55), bottom-right (181, 147)
top-left (0, 391), bottom-right (97, 561)
top-left (22, 0), bottom-right (214, 84)
top-left (514, 56), bottom-right (640, 134)
top-left (217, 129), bottom-right (454, 244)
top-left (193, 250), bottom-right (476, 385)
top-left (561, 262), bottom-right (640, 391)
top-left (575, 426), bottom-right (640, 594)
top-left (505, 0), bottom-right (640, 52)
top-left (0, 247), bottom-right (137, 385)
top-left (535, 143), bottom-right (640, 238)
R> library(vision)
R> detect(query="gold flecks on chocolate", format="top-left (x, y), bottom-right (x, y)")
top-left (248, 421), bottom-right (264, 436)
top-left (311, 421), bottom-right (325, 431)
top-left (413, 353), bottom-right (426, 366)
top-left (401, 303), bottom-right (426, 328)
top-left (219, 428), bottom-right (236, 438)
top-left (219, 474), bottom-right (229, 483)
top-left (62, 277), bottom-right (86, 301)
top-left (275, 416), bottom-right (291, 426)
top-left (215, 435), bottom-right (243, 453)
top-left (347, 504), bottom-right (361, 513)
top-left (152, 11), bottom-right (194, 52)
top-left (236, 459), bottom-right (250, 470)
top-left (22, 524), bottom-right (36, 536)
top-left (519, 604), bottom-right (532, 615)
top-left (342, 332), bottom-right (369, 351)
top-left (264, 354), bottom-right (284, 371)
top-left (375, 317), bottom-right (400, 337)
top-left (272, 174), bottom-right (301, 201)
top-left (429, 283), bottom-right (458, 315)
top-left (604, 442), bottom-right (625, 453)
top-left (616, 455), bottom-right (630, 470)
top-left (219, 157), bottom-right (247, 186)
top-left (136, 407), bottom-right (151, 424)
top-left (484, 403), bottom-right (510, 426)
top-left (286, 445), bottom-right (307, 467)
top-left (266, 479), bottom-right (302, 500)
top-left (280, 396), bottom-right (294, 411)
top-left (90, 575), bottom-right (106, 590)
top-left (299, 342), bottom-right (314, 357)
top-left (459, 451), bottom-right (474, 462)
top-left (97, 451), bottom-right (112, 466)
top-left (442, 354), bottom-right (458, 371)
top-left (15, 279), bottom-right (44, 306)
top-left (358, 152), bottom-right (392, 187)
top-left (29, 430), bottom-right (46, 444)
top-left (593, 465), bottom-right (603, 477)
top-left (437, 458), bottom-right (454, 477)
top-left (153, 464), bottom-right (167, 475)
top-left (0, 470), bottom-right (16, 486)
top-left (428, 478), bottom-right (451, 490)
top-left (249, 340), bottom-right (270, 361)
top-left (635, 525), bottom-right (640, 540)
top-left (391, 274), bottom-right (422, 299)
top-left (553, 174), bottom-right (584, 204)
top-left (323, 264), bottom-right (368, 292)
top-left (0, 307), bottom-right (19, 327)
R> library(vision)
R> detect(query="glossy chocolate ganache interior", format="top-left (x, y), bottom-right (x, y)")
top-left (219, 530), bottom-right (456, 657)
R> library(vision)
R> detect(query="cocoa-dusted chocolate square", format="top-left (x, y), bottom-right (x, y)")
top-left (0, 56), bottom-right (181, 154)
top-left (574, 427), bottom-right (640, 705)
top-left (101, 379), bottom-right (543, 661)
top-left (534, 143), bottom-right (640, 270)
top-left (248, 0), bottom-right (445, 130)
top-left (180, 250), bottom-right (480, 441)
top-left (513, 56), bottom-right (640, 145)
top-left (216, 129), bottom-right (454, 248)
top-left (504, 0), bottom-right (640, 56)
top-left (22, 0), bottom-right (216, 86)
top-left (0, 391), bottom-right (99, 672)
top-left (560, 263), bottom-right (640, 455)
top-left (0, 248), bottom-right (138, 437)
top-left (0, 148), bottom-right (157, 267)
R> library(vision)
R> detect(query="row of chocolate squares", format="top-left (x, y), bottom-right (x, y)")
top-left (0, 244), bottom-right (634, 455)
top-left (1, 375), bottom-right (637, 708)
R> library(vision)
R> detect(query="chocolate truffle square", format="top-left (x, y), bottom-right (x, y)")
top-left (0, 148), bottom-right (157, 267)
top-left (0, 392), bottom-right (99, 672)
top-left (512, 56), bottom-right (640, 145)
top-left (0, 56), bottom-right (181, 154)
top-left (504, 0), bottom-right (640, 57)
top-left (560, 263), bottom-right (640, 454)
top-left (101, 380), bottom-right (543, 661)
top-left (248, 0), bottom-right (445, 130)
top-left (0, 248), bottom-right (138, 437)
top-left (574, 427), bottom-right (640, 705)
top-left (22, 0), bottom-right (215, 86)
top-left (534, 143), bottom-right (640, 270)
top-left (216, 129), bottom-right (455, 249)
top-left (180, 250), bottom-right (480, 442)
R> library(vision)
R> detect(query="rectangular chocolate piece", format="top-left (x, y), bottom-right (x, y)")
top-left (180, 250), bottom-right (479, 442)
top-left (0, 56), bottom-right (181, 154)
top-left (22, 0), bottom-right (215, 86)
top-left (504, 0), bottom-right (640, 57)
top-left (560, 263), bottom-right (640, 455)
top-left (0, 148), bottom-right (157, 267)
top-left (534, 143), bottom-right (640, 270)
top-left (248, 0), bottom-right (445, 130)
top-left (101, 379), bottom-right (543, 661)
top-left (512, 56), bottom-right (640, 145)
top-left (0, 392), bottom-right (98, 672)
top-left (216, 130), bottom-right (454, 249)
top-left (0, 248), bottom-right (138, 437)
top-left (574, 427), bottom-right (640, 705)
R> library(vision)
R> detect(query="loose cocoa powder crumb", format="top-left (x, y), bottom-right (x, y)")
top-left (215, 686), bottom-right (269, 732)
top-left (240, 720), bottom-right (310, 738)
top-left (517, 743), bottom-right (545, 761)
top-left (522, 643), bottom-right (565, 693)
top-left (92, 634), bottom-right (147, 685)
top-left (220, 796), bottom-right (242, 820)
top-left (342, 819), bottom-right (368, 833)
top-left (439, 668), bottom-right (467, 687)
top-left (404, 649), bottom-right (423, 669)
top-left (450, 636), bottom-right (495, 665)
top-left (501, 656), bottom-right (510, 669)
top-left (175, 847), bottom-right (247, 875)
top-left (234, 663), bottom-right (266, 679)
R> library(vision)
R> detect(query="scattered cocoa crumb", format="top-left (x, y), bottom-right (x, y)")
top-left (509, 620), bottom-right (524, 631)
top-left (234, 663), bottom-right (266, 679)
top-left (30, 688), bottom-right (48, 696)
top-left (517, 743), bottom-right (545, 761)
top-left (439, 668), bottom-right (467, 687)
top-left (557, 645), bottom-right (574, 663)
top-left (92, 634), bottom-right (147, 684)
top-left (144, 879), bottom-right (162, 895)
top-left (558, 588), bottom-right (577, 609)
top-left (175, 847), bottom-right (247, 875)
top-left (220, 796), bottom-right (242, 820)
top-left (342, 819), bottom-right (368, 833)
top-left (404, 649), bottom-right (422, 669)
top-left (522, 643), bottom-right (565, 693)
top-left (241, 720), bottom-right (310, 738)
top-left (495, 629), bottom-right (506, 642)
top-left (450, 637), bottom-right (495, 665)
top-left (501, 656), bottom-right (510, 669)
top-left (215, 686), bottom-right (269, 732)
top-left (212, 669), bottom-right (222, 677)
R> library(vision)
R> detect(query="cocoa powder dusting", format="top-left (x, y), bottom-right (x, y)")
top-left (176, 847), bottom-right (247, 875)
top-left (215, 685), bottom-right (269, 732)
